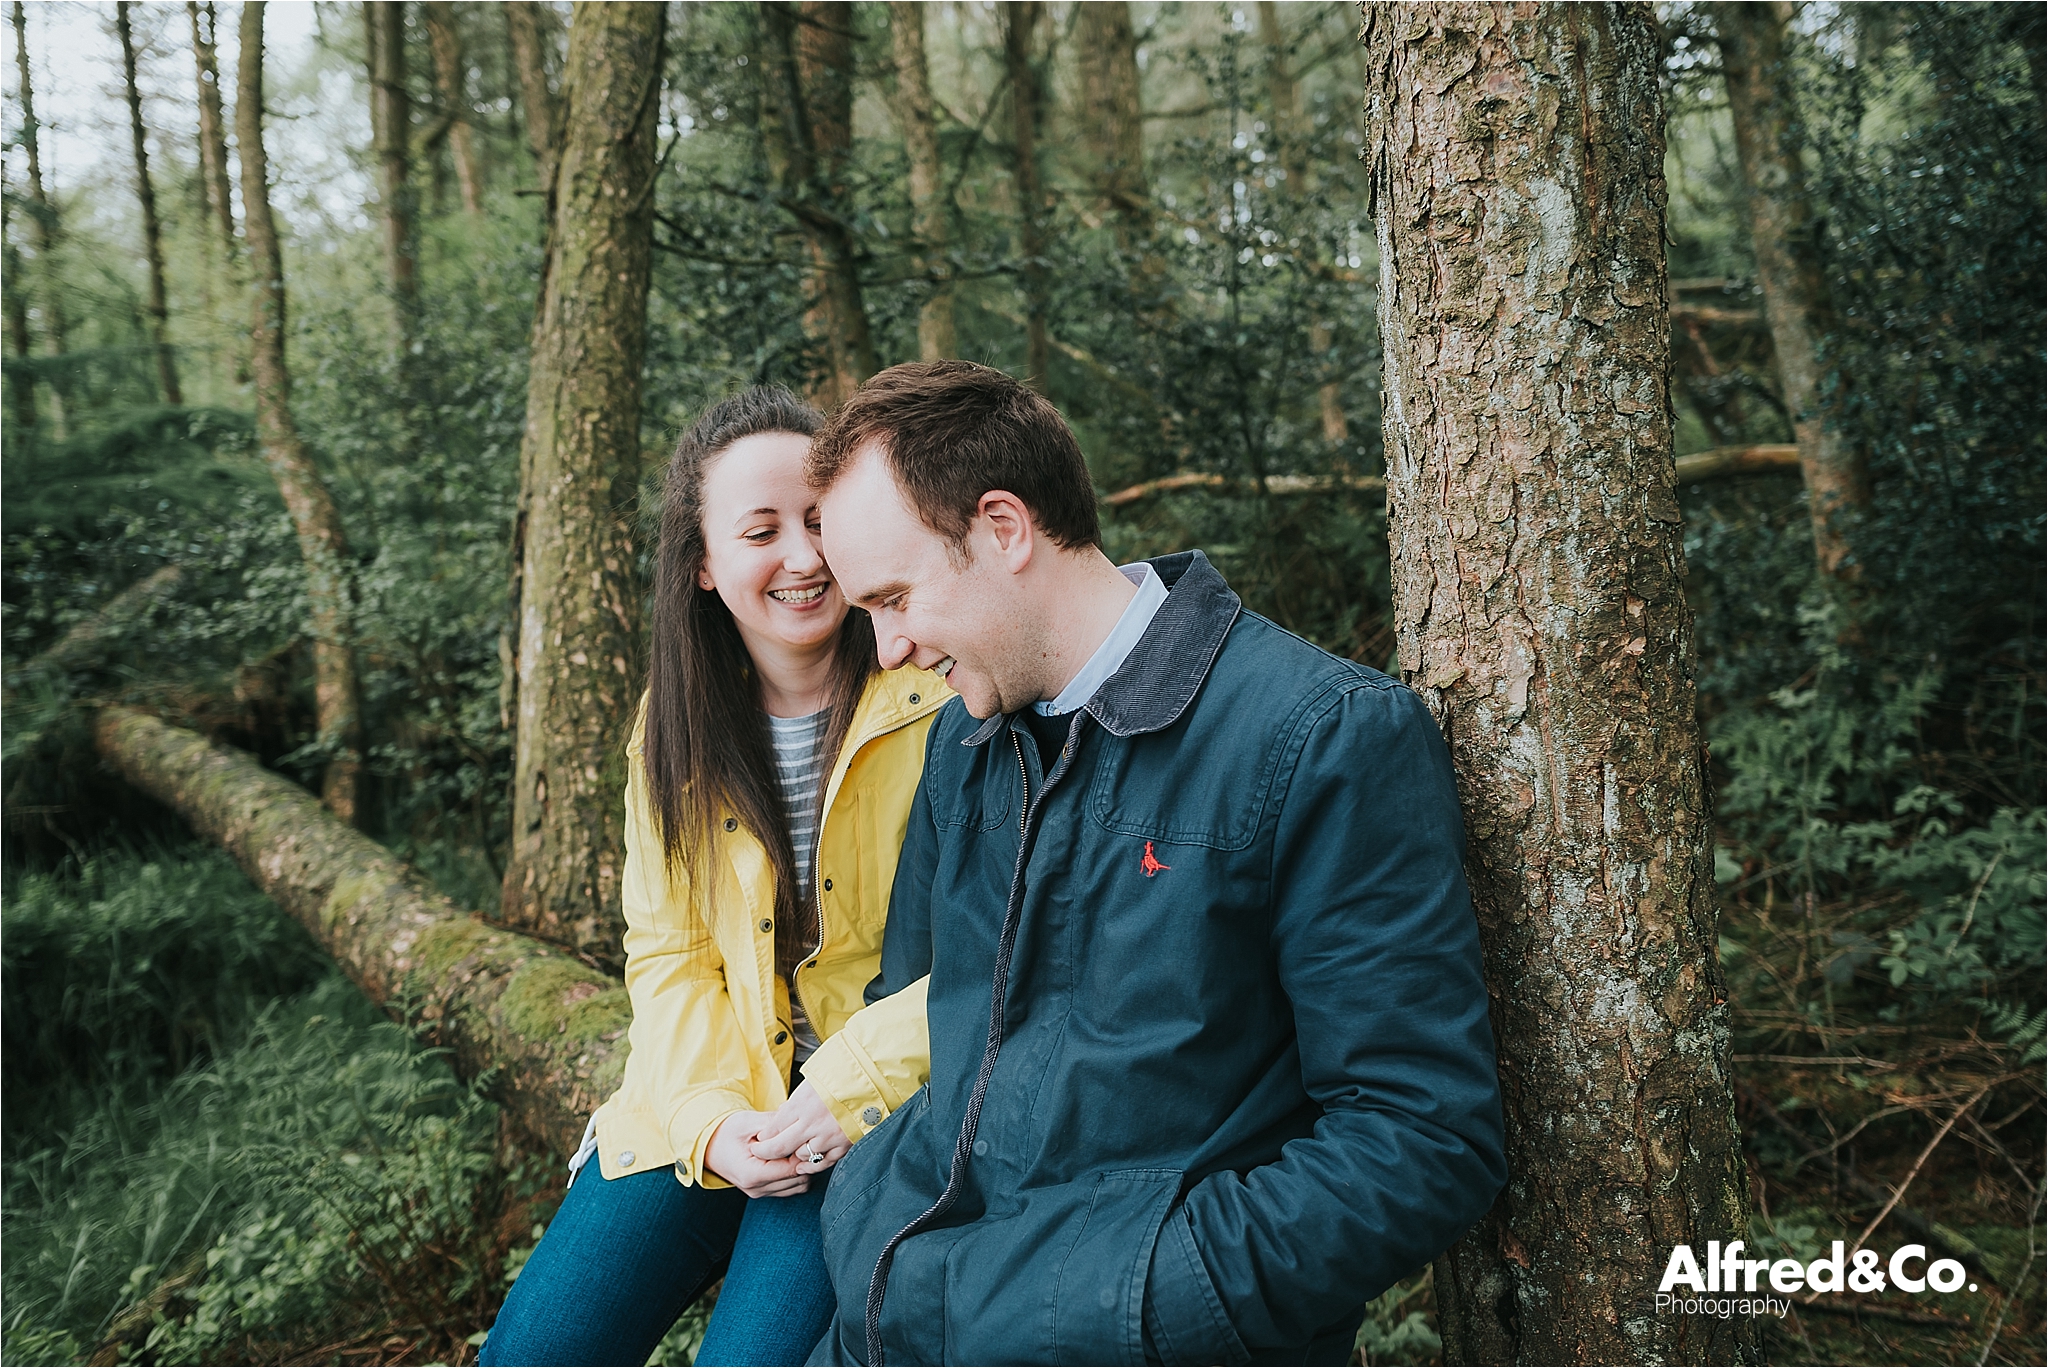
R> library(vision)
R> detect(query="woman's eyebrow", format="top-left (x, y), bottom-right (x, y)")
top-left (731, 505), bottom-right (783, 526)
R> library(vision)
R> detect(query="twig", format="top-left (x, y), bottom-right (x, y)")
top-left (1973, 1189), bottom-right (2042, 1366)
top-left (1800, 1299), bottom-right (1973, 1327)
top-left (1849, 1083), bottom-right (1995, 1256)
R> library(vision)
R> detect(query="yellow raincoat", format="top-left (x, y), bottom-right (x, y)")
top-left (588, 665), bottom-right (947, 1189)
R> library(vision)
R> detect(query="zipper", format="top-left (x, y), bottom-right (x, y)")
top-left (862, 715), bottom-right (1080, 1365)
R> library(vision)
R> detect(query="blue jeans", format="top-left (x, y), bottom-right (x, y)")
top-left (480, 1162), bottom-right (834, 1366)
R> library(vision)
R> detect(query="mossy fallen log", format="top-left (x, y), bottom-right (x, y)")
top-left (94, 706), bottom-right (627, 1158)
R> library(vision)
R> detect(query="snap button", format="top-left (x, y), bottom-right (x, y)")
top-left (908, 693), bottom-right (920, 704)
top-left (774, 1030), bottom-right (788, 1045)
top-left (861, 1106), bottom-right (882, 1126)
top-left (1098, 1287), bottom-right (1117, 1310)
top-left (972, 1138), bottom-right (988, 1156)
top-left (822, 878), bottom-right (833, 891)
top-left (759, 918), bottom-right (773, 933)
top-left (619, 1150), bottom-right (636, 1167)
top-left (724, 817), bottom-right (737, 831)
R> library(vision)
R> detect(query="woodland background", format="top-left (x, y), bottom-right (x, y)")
top-left (0, 2), bottom-right (2041, 1365)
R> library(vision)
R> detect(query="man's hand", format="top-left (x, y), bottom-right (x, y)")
top-left (705, 1111), bottom-right (814, 1197)
top-left (748, 1080), bottom-right (854, 1171)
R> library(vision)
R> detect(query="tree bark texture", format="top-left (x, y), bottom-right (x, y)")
top-left (501, 0), bottom-right (664, 968)
top-left (1076, 1), bottom-right (1147, 243)
top-left (1002, 1), bottom-right (1051, 394)
top-left (237, 0), bottom-right (364, 826)
top-left (117, 2), bottom-right (182, 406)
top-left (1712, 1), bottom-right (1868, 580)
top-left (758, 1), bottom-right (878, 408)
top-left (186, 1), bottom-right (237, 254)
top-left (367, 0), bottom-right (419, 325)
top-left (95, 707), bottom-right (628, 1159)
top-left (504, 0), bottom-right (561, 205)
top-left (422, 1), bottom-right (485, 216)
top-left (1363, 6), bottom-right (1752, 1364)
top-left (887, 1), bottom-right (953, 360)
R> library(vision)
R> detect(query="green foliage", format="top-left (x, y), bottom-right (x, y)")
top-left (0, 848), bottom-right (550, 1366)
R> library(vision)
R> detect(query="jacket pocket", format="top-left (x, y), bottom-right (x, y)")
top-left (943, 1168), bottom-right (1182, 1366)
top-left (1143, 1204), bottom-right (1250, 1366)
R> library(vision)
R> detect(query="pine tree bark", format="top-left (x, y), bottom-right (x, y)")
top-left (186, 1), bottom-right (237, 254)
top-left (367, 0), bottom-right (419, 327)
top-left (1002, 1), bottom-right (1050, 394)
top-left (1076, 1), bottom-right (1147, 245)
top-left (1712, 1), bottom-right (1868, 580)
top-left (13, 0), bottom-right (67, 436)
top-left (422, 1), bottom-right (485, 216)
top-left (500, 0), bottom-right (665, 967)
top-left (887, 1), bottom-right (952, 360)
top-left (237, 0), bottom-right (364, 826)
top-left (1363, 6), bottom-right (1752, 1363)
top-left (117, 2), bottom-right (182, 406)
top-left (96, 707), bottom-right (628, 1158)
top-left (758, 1), bottom-right (878, 408)
top-left (504, 0), bottom-right (561, 207)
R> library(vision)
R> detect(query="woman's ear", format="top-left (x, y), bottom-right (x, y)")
top-left (698, 566), bottom-right (716, 591)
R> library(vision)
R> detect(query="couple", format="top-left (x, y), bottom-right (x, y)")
top-left (484, 362), bottom-right (1506, 1367)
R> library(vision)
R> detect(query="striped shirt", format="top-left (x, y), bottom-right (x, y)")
top-left (768, 708), bottom-right (831, 1067)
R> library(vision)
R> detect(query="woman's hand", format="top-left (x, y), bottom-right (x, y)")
top-left (705, 1110), bottom-right (815, 1198)
top-left (748, 1081), bottom-right (854, 1172)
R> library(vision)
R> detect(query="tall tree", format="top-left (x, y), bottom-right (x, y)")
top-left (237, 0), bottom-right (364, 825)
top-left (422, 1), bottom-right (485, 216)
top-left (13, 0), bottom-right (66, 435)
top-left (1001, 1), bottom-right (1050, 394)
top-left (759, 1), bottom-right (878, 407)
top-left (1712, 1), bottom-right (1870, 581)
top-left (186, 1), bottom-right (236, 254)
top-left (3, 170), bottom-right (34, 431)
top-left (886, 2), bottom-right (952, 360)
top-left (117, 1), bottom-right (182, 406)
top-left (1257, 0), bottom-right (1346, 444)
top-left (501, 0), bottom-right (666, 965)
top-left (1075, 1), bottom-right (1147, 246)
top-left (504, 1), bottom-right (561, 210)
top-left (366, 0), bottom-right (419, 327)
top-left (1363, 6), bottom-right (1751, 1363)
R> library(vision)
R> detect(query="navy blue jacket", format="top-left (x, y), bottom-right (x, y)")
top-left (813, 551), bottom-right (1505, 1365)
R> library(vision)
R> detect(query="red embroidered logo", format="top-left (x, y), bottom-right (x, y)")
top-left (1140, 841), bottom-right (1171, 877)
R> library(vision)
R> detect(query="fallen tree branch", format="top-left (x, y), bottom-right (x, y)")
top-left (16, 563), bottom-right (181, 683)
top-left (1675, 443), bottom-right (1800, 481)
top-left (94, 707), bottom-right (626, 1158)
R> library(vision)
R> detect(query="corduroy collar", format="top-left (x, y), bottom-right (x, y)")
top-left (963, 549), bottom-right (1241, 746)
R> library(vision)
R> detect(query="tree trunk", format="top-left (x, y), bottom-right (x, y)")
top-left (237, 0), bottom-right (364, 826)
top-left (887, 1), bottom-right (952, 360)
top-left (186, 1), bottom-right (237, 254)
top-left (1002, 1), bottom-right (1050, 394)
top-left (1363, 6), bottom-right (1752, 1364)
top-left (1257, 1), bottom-right (1346, 444)
top-left (117, 2), bottom-right (182, 406)
top-left (758, 1), bottom-right (878, 408)
top-left (422, 1), bottom-right (485, 215)
top-left (13, 0), bottom-right (67, 436)
top-left (1076, 1), bottom-right (1147, 245)
top-left (500, 0), bottom-right (665, 968)
top-left (505, 1), bottom-right (561, 212)
top-left (367, 0), bottom-right (419, 328)
top-left (1712, 1), bottom-right (1869, 581)
top-left (3, 179), bottom-right (33, 431)
top-left (95, 707), bottom-right (628, 1159)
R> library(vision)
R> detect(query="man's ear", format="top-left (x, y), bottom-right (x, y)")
top-left (978, 490), bottom-right (1036, 572)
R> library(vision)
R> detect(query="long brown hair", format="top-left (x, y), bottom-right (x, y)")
top-left (645, 386), bottom-right (879, 978)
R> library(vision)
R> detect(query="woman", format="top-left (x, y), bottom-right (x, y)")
top-left (482, 387), bottom-right (945, 1366)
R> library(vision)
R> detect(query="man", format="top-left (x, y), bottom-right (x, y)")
top-left (805, 361), bottom-right (1503, 1365)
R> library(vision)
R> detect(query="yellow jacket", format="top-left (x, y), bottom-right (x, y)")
top-left (589, 665), bottom-right (947, 1188)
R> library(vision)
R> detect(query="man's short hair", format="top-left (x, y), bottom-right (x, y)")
top-left (807, 360), bottom-right (1102, 551)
